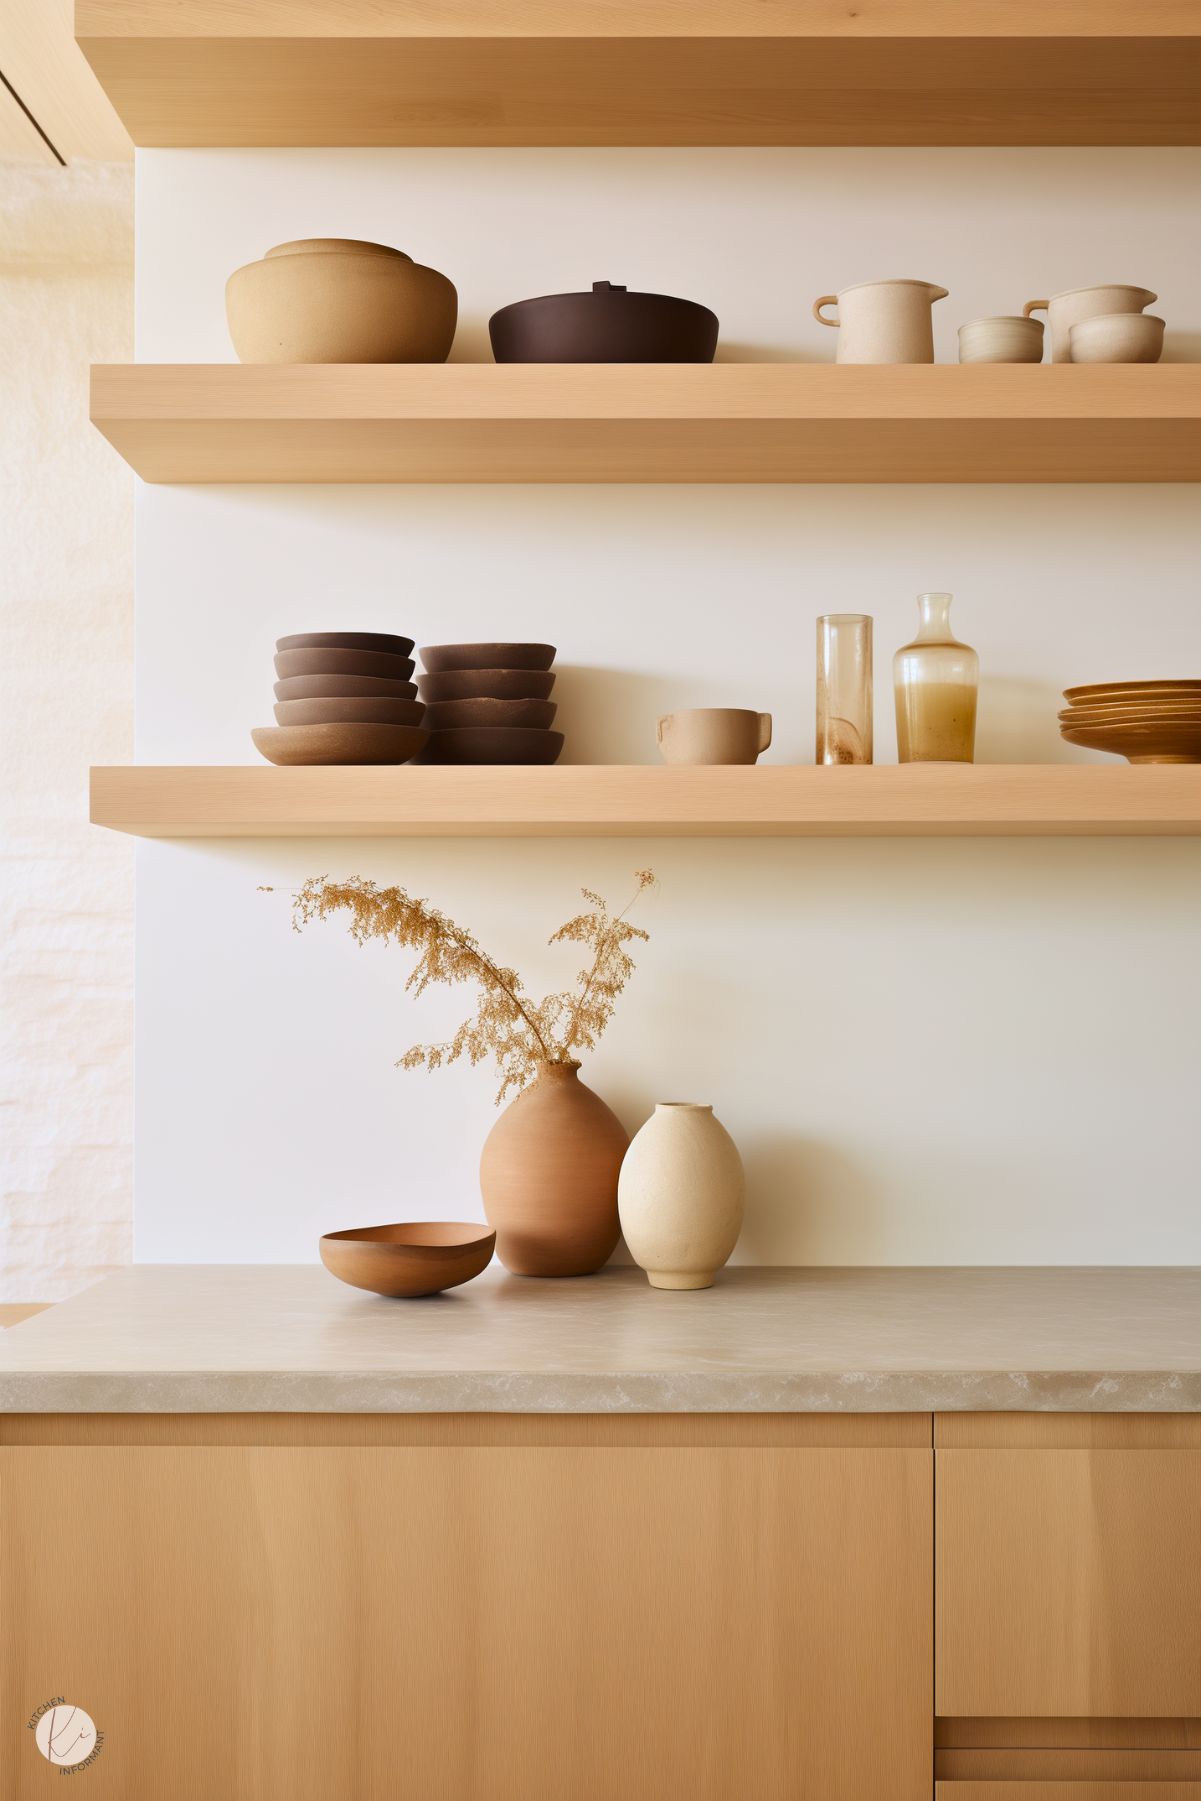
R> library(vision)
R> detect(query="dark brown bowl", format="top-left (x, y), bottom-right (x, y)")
top-left (277, 630), bottom-right (415, 657)
top-left (274, 673), bottom-right (419, 702)
top-left (420, 642), bottom-right (556, 674)
top-left (417, 667), bottom-right (556, 703)
top-left (320, 1221), bottom-right (495, 1298)
top-left (418, 727), bottom-right (564, 765)
top-left (251, 722), bottom-right (428, 765)
top-left (423, 697), bottom-right (557, 731)
top-left (489, 280), bottom-right (719, 363)
top-left (274, 647), bottom-right (415, 681)
top-left (274, 697), bottom-right (426, 729)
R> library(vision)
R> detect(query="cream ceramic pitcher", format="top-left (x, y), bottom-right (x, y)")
top-left (813, 279), bottom-right (948, 363)
top-left (1022, 285), bottom-right (1157, 363)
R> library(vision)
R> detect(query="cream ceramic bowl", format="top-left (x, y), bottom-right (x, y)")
top-left (1022, 285), bottom-right (1156, 363)
top-left (1068, 312), bottom-right (1165, 364)
top-left (958, 316), bottom-right (1044, 364)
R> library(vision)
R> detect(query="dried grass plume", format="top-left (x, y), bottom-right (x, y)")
top-left (288, 870), bottom-right (655, 1101)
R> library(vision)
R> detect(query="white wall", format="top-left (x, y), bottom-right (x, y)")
top-left (135, 147), bottom-right (1201, 1266)
top-left (1, 160), bottom-right (133, 1300)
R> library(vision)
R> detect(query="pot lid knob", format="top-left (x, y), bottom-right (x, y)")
top-left (592, 281), bottom-right (627, 293)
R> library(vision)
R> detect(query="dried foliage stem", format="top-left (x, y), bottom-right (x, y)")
top-left (288, 870), bottom-right (655, 1103)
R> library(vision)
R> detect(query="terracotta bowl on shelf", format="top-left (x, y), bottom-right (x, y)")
top-left (274, 673), bottom-right (418, 702)
top-left (1063, 679), bottom-right (1201, 704)
top-left (273, 696), bottom-right (427, 729)
top-left (417, 726), bottom-right (565, 765)
top-left (419, 642), bottom-right (556, 674)
top-left (319, 1221), bottom-right (496, 1298)
top-left (1060, 720), bottom-right (1201, 764)
top-left (274, 647), bottom-right (415, 681)
top-left (417, 667), bottom-right (556, 703)
top-left (251, 722), bottom-right (428, 765)
top-left (423, 697), bottom-right (558, 731)
top-left (277, 630), bottom-right (415, 657)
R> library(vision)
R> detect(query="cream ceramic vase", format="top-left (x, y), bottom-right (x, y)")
top-left (813, 279), bottom-right (948, 363)
top-left (226, 238), bottom-right (458, 364)
top-left (1022, 285), bottom-right (1156, 364)
top-left (618, 1102), bottom-right (745, 1290)
top-left (480, 1061), bottom-right (627, 1278)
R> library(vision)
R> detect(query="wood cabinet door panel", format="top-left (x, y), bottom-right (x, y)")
top-left (937, 1450), bottom-right (1201, 1717)
top-left (938, 1785), bottom-right (1201, 1800)
top-left (1, 1444), bottom-right (931, 1801)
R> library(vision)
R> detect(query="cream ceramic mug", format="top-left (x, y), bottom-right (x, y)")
top-left (813, 279), bottom-right (948, 363)
top-left (1022, 285), bottom-right (1156, 364)
top-left (657, 709), bottom-right (772, 766)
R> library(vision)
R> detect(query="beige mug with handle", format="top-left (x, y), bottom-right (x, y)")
top-left (1022, 285), bottom-right (1157, 363)
top-left (657, 709), bottom-right (772, 766)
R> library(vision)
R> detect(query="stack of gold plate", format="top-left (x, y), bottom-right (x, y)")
top-left (1059, 680), bottom-right (1201, 763)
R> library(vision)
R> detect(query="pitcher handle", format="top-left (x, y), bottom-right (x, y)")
top-left (656, 716), bottom-right (668, 745)
top-left (813, 296), bottom-right (839, 326)
top-left (1023, 299), bottom-right (1049, 318)
top-left (757, 713), bottom-right (773, 753)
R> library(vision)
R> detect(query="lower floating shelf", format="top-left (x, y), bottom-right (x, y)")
top-left (89, 764), bottom-right (1201, 838)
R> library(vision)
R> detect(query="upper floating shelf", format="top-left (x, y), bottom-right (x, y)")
top-left (90, 765), bottom-right (1201, 839)
top-left (90, 365), bottom-right (1199, 485)
top-left (75, 1), bottom-right (1201, 147)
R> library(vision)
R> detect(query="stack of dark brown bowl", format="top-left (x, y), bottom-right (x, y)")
top-left (416, 643), bottom-right (563, 764)
top-left (252, 631), bottom-right (428, 765)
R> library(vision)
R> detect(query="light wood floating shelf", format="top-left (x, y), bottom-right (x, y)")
top-left (89, 366), bottom-right (1201, 486)
top-left (75, 2), bottom-right (1201, 147)
top-left (89, 765), bottom-right (1201, 839)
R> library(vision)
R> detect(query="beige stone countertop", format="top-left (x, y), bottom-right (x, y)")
top-left (2, 1265), bottom-right (1199, 1413)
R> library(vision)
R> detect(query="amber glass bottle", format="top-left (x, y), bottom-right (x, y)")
top-left (893, 593), bottom-right (978, 762)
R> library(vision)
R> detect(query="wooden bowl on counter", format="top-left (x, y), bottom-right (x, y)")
top-left (319, 1221), bottom-right (496, 1297)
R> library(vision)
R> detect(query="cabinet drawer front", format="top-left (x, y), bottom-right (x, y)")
top-left (2, 1444), bottom-right (931, 1801)
top-left (938, 1787), bottom-right (1201, 1799)
top-left (937, 1450), bottom-right (1201, 1717)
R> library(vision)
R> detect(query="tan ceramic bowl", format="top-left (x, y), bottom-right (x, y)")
top-left (320, 1222), bottom-right (496, 1298)
top-left (1068, 312), bottom-right (1165, 364)
top-left (251, 722), bottom-right (428, 765)
top-left (226, 239), bottom-right (457, 364)
top-left (957, 316), bottom-right (1044, 364)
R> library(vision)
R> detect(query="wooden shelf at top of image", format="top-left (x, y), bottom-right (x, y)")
top-left (75, 1), bottom-right (1201, 147)
top-left (88, 765), bottom-right (1201, 839)
top-left (89, 365), bottom-right (1201, 485)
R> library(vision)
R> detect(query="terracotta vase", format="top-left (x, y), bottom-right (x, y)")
top-left (479, 1061), bottom-right (627, 1277)
top-left (618, 1102), bottom-right (745, 1290)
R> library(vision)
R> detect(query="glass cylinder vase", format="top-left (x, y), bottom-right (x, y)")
top-left (816, 613), bottom-right (873, 765)
top-left (893, 592), bottom-right (978, 763)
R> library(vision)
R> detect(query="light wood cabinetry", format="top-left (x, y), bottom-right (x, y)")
top-left (75, 0), bottom-right (1201, 148)
top-left (87, 764), bottom-right (1201, 841)
top-left (0, 1420), bottom-right (931, 1800)
top-left (89, 364), bottom-right (1201, 486)
top-left (936, 1417), bottom-right (1201, 1720)
top-left (938, 1785), bottom-right (1201, 1799)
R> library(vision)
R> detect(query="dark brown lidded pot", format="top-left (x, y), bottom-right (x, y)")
top-left (489, 281), bottom-right (719, 363)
